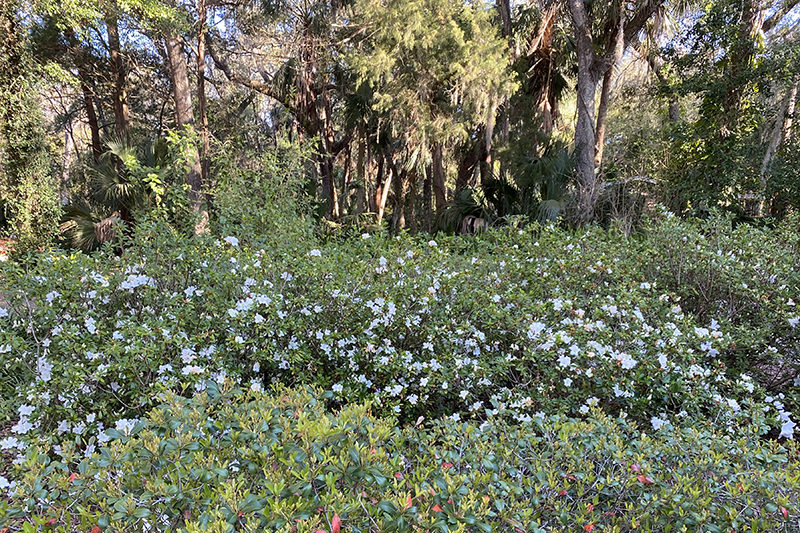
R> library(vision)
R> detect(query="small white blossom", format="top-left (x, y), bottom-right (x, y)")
top-left (651, 416), bottom-right (669, 430)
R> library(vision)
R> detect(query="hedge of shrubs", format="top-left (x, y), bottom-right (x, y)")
top-left (5, 384), bottom-right (800, 532)
top-left (1, 211), bottom-right (799, 530)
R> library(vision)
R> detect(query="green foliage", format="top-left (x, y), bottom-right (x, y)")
top-left (1, 213), bottom-right (799, 439)
top-left (2, 213), bottom-right (800, 529)
top-left (0, 1), bottom-right (61, 252)
top-left (60, 134), bottom-right (197, 252)
top-left (3, 384), bottom-right (799, 532)
top-left (646, 0), bottom-right (800, 214)
top-left (210, 137), bottom-right (316, 249)
top-left (350, 0), bottom-right (517, 153)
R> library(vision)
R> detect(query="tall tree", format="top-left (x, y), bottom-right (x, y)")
top-left (163, 28), bottom-right (207, 232)
top-left (567, 0), bottom-right (664, 222)
top-left (350, 0), bottom-right (517, 229)
top-left (0, 0), bottom-right (60, 249)
top-left (106, 8), bottom-right (130, 136)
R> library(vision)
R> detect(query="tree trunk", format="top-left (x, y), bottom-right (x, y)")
top-left (80, 77), bottom-right (102, 162)
top-left (759, 77), bottom-right (799, 215)
top-left (196, 0), bottom-right (211, 190)
top-left (783, 78), bottom-right (798, 141)
top-left (479, 104), bottom-right (497, 189)
top-left (356, 133), bottom-right (366, 214)
top-left (61, 118), bottom-right (73, 203)
top-left (106, 12), bottom-right (129, 137)
top-left (373, 154), bottom-right (384, 214)
top-left (668, 98), bottom-right (680, 122)
top-left (164, 31), bottom-right (207, 233)
top-left (432, 142), bottom-right (446, 215)
top-left (392, 163), bottom-right (406, 231)
top-left (573, 46), bottom-right (599, 221)
top-left (318, 152), bottom-right (339, 219)
top-left (455, 139), bottom-right (480, 193)
top-left (497, 0), bottom-right (513, 47)
top-left (376, 157), bottom-right (391, 225)
top-left (568, 0), bottom-right (625, 223)
top-left (594, 66), bottom-right (613, 167)
top-left (405, 168), bottom-right (417, 232)
top-left (339, 146), bottom-right (351, 215)
top-left (423, 164), bottom-right (432, 231)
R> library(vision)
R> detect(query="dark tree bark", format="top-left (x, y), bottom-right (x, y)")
top-left (392, 162), bottom-right (406, 231)
top-left (455, 137), bottom-right (481, 192)
top-left (196, 0), bottom-right (211, 189)
top-left (80, 78), bottom-right (102, 162)
top-left (423, 164), bottom-right (432, 231)
top-left (106, 12), bottom-right (129, 137)
top-left (496, 0), bottom-right (513, 45)
top-left (432, 142), bottom-right (447, 215)
top-left (356, 133), bottom-right (366, 214)
top-left (594, 67), bottom-right (614, 167)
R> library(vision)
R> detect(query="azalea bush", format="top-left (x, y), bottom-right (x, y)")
top-left (3, 384), bottom-right (799, 532)
top-left (1, 211), bottom-right (799, 529)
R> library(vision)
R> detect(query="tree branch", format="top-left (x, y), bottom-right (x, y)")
top-left (763, 0), bottom-right (800, 32)
top-left (205, 34), bottom-right (296, 114)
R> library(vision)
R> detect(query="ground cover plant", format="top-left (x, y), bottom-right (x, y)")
top-left (1, 212), bottom-right (800, 531)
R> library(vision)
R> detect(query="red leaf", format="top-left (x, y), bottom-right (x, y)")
top-left (630, 464), bottom-right (641, 473)
top-left (404, 495), bottom-right (413, 509)
top-left (332, 513), bottom-right (341, 533)
top-left (558, 490), bottom-right (568, 496)
top-left (68, 473), bottom-right (78, 483)
top-left (584, 524), bottom-right (595, 531)
top-left (587, 504), bottom-right (594, 512)
top-left (781, 506), bottom-right (789, 519)
top-left (442, 462), bottom-right (454, 469)
top-left (45, 519), bottom-right (57, 526)
top-left (91, 528), bottom-right (102, 533)
top-left (432, 504), bottom-right (443, 512)
top-left (637, 475), bottom-right (654, 485)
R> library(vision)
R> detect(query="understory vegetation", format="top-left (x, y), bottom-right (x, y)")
top-left (2, 212), bottom-right (800, 531)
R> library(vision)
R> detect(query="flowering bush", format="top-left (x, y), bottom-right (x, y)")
top-left (3, 384), bottom-right (799, 532)
top-left (1, 212), bottom-right (799, 529)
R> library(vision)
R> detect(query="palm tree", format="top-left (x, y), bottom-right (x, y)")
top-left (60, 137), bottom-right (172, 252)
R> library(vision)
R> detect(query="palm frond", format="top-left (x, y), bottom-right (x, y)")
top-left (60, 203), bottom-right (106, 252)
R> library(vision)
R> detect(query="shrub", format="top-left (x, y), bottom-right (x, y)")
top-left (210, 137), bottom-right (315, 250)
top-left (1, 213), bottom-right (798, 447)
top-left (3, 384), bottom-right (799, 532)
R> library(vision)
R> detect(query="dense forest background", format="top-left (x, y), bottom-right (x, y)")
top-left (0, 0), bottom-right (798, 249)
